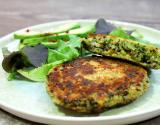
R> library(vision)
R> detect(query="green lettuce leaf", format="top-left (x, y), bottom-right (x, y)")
top-left (41, 35), bottom-right (81, 49)
top-left (110, 28), bottom-right (160, 47)
top-left (66, 35), bottom-right (81, 48)
top-left (17, 35), bottom-right (81, 82)
top-left (47, 39), bottom-right (80, 63)
top-left (17, 61), bottom-right (63, 82)
top-left (109, 28), bottom-right (136, 40)
top-left (47, 49), bottom-right (67, 63)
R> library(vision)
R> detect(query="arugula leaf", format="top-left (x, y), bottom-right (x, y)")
top-left (47, 49), bottom-right (67, 63)
top-left (47, 39), bottom-right (80, 63)
top-left (7, 72), bottom-right (17, 81)
top-left (109, 28), bottom-right (160, 47)
top-left (17, 61), bottom-right (63, 82)
top-left (66, 35), bottom-right (81, 48)
top-left (58, 46), bottom-right (79, 59)
top-left (110, 27), bottom-right (136, 40)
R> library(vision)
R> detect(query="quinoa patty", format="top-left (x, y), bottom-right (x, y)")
top-left (47, 57), bottom-right (149, 113)
top-left (82, 34), bottom-right (160, 69)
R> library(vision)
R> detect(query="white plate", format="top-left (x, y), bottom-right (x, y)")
top-left (0, 20), bottom-right (160, 125)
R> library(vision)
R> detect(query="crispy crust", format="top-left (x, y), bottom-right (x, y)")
top-left (47, 57), bottom-right (149, 113)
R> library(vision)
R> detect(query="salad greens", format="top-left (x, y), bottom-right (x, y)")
top-left (3, 35), bottom-right (82, 81)
top-left (109, 27), bottom-right (154, 45)
top-left (17, 24), bottom-right (94, 49)
top-left (2, 18), bottom-right (150, 82)
top-left (17, 61), bottom-right (63, 82)
top-left (47, 40), bottom-right (80, 63)
top-left (2, 50), bottom-right (29, 73)
top-left (18, 37), bottom-right (81, 81)
top-left (2, 45), bottom-right (48, 72)
top-left (109, 27), bottom-right (136, 40)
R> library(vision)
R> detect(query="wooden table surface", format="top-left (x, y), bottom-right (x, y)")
top-left (0, 0), bottom-right (160, 124)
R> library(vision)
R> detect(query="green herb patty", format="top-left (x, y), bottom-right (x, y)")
top-left (82, 34), bottom-right (160, 69)
top-left (47, 57), bottom-right (149, 113)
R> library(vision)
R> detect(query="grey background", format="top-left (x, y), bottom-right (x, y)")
top-left (0, 0), bottom-right (160, 124)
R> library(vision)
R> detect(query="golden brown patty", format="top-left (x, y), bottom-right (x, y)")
top-left (47, 57), bottom-right (149, 113)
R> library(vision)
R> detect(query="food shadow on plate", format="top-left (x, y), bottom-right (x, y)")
top-left (57, 105), bottom-right (99, 117)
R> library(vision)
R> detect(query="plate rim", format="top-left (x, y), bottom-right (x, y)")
top-left (0, 19), bottom-right (160, 122)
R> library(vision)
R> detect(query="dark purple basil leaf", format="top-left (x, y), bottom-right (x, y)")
top-left (95, 18), bottom-right (115, 34)
top-left (22, 44), bottom-right (48, 67)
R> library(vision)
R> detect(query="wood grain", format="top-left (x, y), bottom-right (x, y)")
top-left (0, 0), bottom-right (160, 124)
